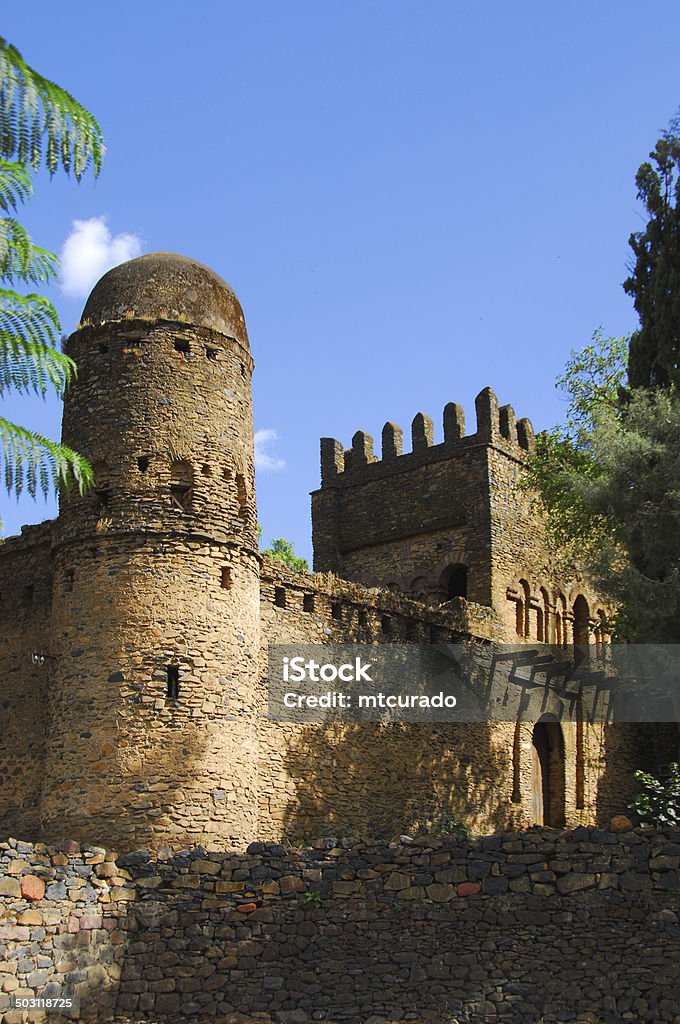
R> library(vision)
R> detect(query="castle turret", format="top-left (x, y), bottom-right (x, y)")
top-left (41, 253), bottom-right (260, 850)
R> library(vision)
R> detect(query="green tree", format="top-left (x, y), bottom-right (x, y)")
top-left (527, 115), bottom-right (680, 643)
top-left (0, 38), bottom-right (104, 513)
top-left (626, 116), bottom-right (680, 388)
top-left (260, 532), bottom-right (309, 572)
top-left (526, 332), bottom-right (680, 641)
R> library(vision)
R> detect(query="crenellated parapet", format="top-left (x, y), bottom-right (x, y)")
top-left (319, 387), bottom-right (535, 485)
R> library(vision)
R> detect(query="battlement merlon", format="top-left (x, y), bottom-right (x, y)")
top-left (318, 387), bottom-right (535, 486)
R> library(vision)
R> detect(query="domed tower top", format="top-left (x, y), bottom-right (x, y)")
top-left (80, 252), bottom-right (249, 350)
top-left (60, 251), bottom-right (257, 548)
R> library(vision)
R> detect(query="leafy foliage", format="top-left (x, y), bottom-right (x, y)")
top-left (0, 39), bottom-right (104, 514)
top-left (626, 115), bottom-right (680, 389)
top-left (0, 38), bottom-right (104, 178)
top-left (524, 330), bottom-right (628, 558)
top-left (526, 118), bottom-right (680, 643)
top-left (629, 764), bottom-right (680, 828)
top-left (527, 338), bottom-right (680, 640)
top-left (262, 536), bottom-right (309, 572)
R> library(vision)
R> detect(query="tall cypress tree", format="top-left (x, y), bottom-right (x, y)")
top-left (625, 117), bottom-right (680, 389)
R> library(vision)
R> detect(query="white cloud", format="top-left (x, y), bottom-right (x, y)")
top-left (255, 429), bottom-right (285, 471)
top-left (60, 216), bottom-right (143, 299)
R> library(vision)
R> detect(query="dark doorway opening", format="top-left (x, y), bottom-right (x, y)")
top-left (531, 716), bottom-right (565, 826)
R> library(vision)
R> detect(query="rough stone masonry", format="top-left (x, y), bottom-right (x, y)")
top-left (0, 253), bottom-right (678, 1023)
top-left (0, 827), bottom-right (679, 1023)
top-left (0, 251), bottom-right (672, 852)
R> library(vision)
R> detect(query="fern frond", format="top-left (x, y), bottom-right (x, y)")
top-left (0, 39), bottom-right (105, 178)
top-left (0, 217), bottom-right (58, 285)
top-left (0, 334), bottom-right (75, 397)
top-left (0, 159), bottom-right (32, 211)
top-left (0, 416), bottom-right (93, 500)
top-left (0, 287), bottom-right (61, 350)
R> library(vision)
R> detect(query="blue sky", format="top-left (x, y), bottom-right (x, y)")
top-left (2, 1), bottom-right (679, 561)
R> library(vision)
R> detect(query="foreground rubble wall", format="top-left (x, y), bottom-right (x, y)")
top-left (0, 827), bottom-right (679, 1024)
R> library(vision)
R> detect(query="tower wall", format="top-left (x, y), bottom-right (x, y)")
top-left (0, 523), bottom-right (53, 838)
top-left (40, 255), bottom-right (261, 851)
top-left (311, 389), bottom-right (534, 610)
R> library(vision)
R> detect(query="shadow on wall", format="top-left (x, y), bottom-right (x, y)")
top-left (596, 721), bottom-right (680, 825)
top-left (280, 722), bottom-right (516, 842)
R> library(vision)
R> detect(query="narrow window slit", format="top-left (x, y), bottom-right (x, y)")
top-left (274, 587), bottom-right (286, 608)
top-left (303, 593), bottom-right (315, 613)
top-left (331, 602), bottom-right (342, 621)
top-left (170, 460), bottom-right (194, 511)
top-left (92, 462), bottom-right (111, 507)
top-left (221, 567), bottom-right (232, 590)
top-left (166, 666), bottom-right (180, 700)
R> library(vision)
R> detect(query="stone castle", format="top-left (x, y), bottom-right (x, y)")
top-left (0, 253), bottom-right (666, 853)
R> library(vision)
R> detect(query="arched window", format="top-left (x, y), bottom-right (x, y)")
top-left (594, 609), bottom-right (608, 655)
top-left (538, 587), bottom-right (550, 643)
top-left (411, 576), bottom-right (429, 604)
top-left (170, 460), bottom-right (193, 511)
top-left (573, 595), bottom-right (590, 645)
top-left (439, 564), bottom-right (468, 603)
top-left (517, 579), bottom-right (531, 637)
top-left (555, 593), bottom-right (567, 645)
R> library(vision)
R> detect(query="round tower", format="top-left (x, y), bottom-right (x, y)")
top-left (42, 253), bottom-right (261, 851)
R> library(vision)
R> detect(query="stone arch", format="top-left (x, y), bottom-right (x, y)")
top-left (594, 609), bottom-right (609, 653)
top-left (538, 586), bottom-right (551, 642)
top-left (438, 563), bottom-right (468, 602)
top-left (572, 594), bottom-right (590, 645)
top-left (516, 578), bottom-right (531, 637)
top-left (531, 714), bottom-right (566, 827)
top-left (410, 575), bottom-right (430, 604)
top-left (554, 592), bottom-right (567, 645)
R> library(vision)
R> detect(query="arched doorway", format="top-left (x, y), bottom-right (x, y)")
top-left (531, 716), bottom-right (566, 827)
top-left (439, 564), bottom-right (468, 602)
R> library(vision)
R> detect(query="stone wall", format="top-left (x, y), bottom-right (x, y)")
top-left (311, 392), bottom-right (501, 608)
top-left (0, 527), bottom-right (652, 854)
top-left (1, 828), bottom-right (679, 1023)
top-left (310, 389), bottom-right (606, 646)
top-left (258, 560), bottom-right (526, 841)
top-left (256, 560), bottom-right (651, 840)
top-left (0, 523), bottom-right (53, 839)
